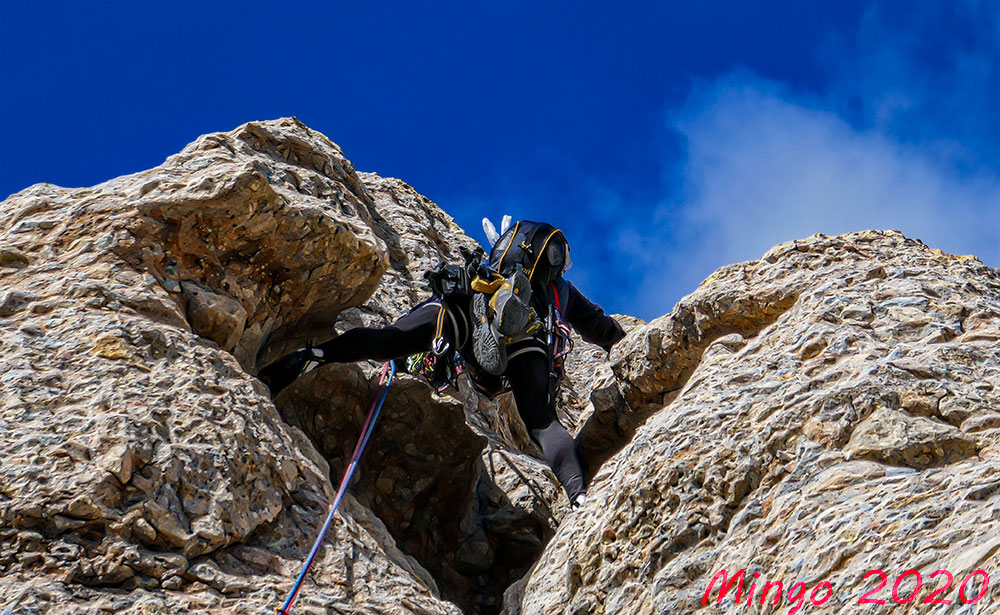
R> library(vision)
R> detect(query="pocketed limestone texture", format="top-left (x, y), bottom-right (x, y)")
top-left (0, 119), bottom-right (462, 614)
top-left (505, 231), bottom-right (1000, 615)
top-left (4, 118), bottom-right (1000, 615)
top-left (0, 118), bottom-right (573, 615)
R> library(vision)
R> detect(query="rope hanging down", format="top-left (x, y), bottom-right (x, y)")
top-left (277, 361), bottom-right (396, 615)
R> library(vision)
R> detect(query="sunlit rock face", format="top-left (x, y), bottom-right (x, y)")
top-left (0, 118), bottom-right (460, 614)
top-left (0, 118), bottom-right (576, 615)
top-left (505, 230), bottom-right (1000, 615)
top-left (3, 118), bottom-right (999, 615)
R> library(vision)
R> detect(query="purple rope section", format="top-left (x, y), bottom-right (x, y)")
top-left (277, 361), bottom-right (396, 615)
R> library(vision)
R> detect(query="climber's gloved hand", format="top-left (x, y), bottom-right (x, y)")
top-left (601, 334), bottom-right (624, 355)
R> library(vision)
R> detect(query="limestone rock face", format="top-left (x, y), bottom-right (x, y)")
top-left (339, 172), bottom-right (484, 330)
top-left (264, 171), bottom-right (576, 614)
top-left (0, 118), bottom-right (463, 614)
top-left (277, 364), bottom-right (488, 609)
top-left (506, 231), bottom-right (1000, 615)
top-left (1, 118), bottom-right (575, 615)
top-left (5, 118), bottom-right (1000, 615)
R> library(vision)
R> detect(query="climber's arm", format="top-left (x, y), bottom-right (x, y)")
top-left (561, 281), bottom-right (626, 352)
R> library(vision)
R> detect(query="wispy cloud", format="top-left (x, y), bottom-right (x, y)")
top-left (446, 2), bottom-right (1000, 322)
top-left (629, 2), bottom-right (1000, 319)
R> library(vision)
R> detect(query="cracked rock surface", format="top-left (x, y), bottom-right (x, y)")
top-left (5, 118), bottom-right (1000, 615)
top-left (504, 231), bottom-right (1000, 615)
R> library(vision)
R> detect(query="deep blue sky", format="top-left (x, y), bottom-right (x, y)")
top-left (3, 2), bottom-right (997, 319)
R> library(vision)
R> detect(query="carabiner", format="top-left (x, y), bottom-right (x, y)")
top-left (432, 336), bottom-right (450, 356)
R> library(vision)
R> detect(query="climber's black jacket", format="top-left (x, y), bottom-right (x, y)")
top-left (301, 276), bottom-right (623, 367)
top-left (545, 278), bottom-right (626, 351)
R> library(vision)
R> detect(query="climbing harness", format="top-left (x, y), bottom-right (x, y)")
top-left (549, 282), bottom-right (574, 370)
top-left (277, 361), bottom-right (396, 615)
top-left (431, 303), bottom-right (451, 356)
top-left (546, 282), bottom-right (573, 405)
top-left (402, 301), bottom-right (465, 397)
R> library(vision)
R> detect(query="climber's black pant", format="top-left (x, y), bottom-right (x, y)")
top-left (314, 301), bottom-right (447, 362)
top-left (506, 341), bottom-right (586, 500)
top-left (306, 300), bottom-right (587, 500)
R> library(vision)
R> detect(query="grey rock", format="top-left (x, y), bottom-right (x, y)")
top-left (845, 407), bottom-right (979, 468)
top-left (0, 290), bottom-right (35, 316)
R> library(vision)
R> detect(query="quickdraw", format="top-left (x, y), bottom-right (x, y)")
top-left (406, 350), bottom-right (463, 398)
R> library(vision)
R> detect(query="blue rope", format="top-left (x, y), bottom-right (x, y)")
top-left (278, 361), bottom-right (396, 614)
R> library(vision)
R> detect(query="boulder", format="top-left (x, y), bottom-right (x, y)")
top-left (0, 118), bottom-right (461, 615)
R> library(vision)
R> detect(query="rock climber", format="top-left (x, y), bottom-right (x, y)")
top-left (259, 217), bottom-right (625, 508)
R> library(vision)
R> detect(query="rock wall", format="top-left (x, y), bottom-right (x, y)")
top-left (4, 118), bottom-right (1000, 615)
top-left (0, 118), bottom-right (467, 614)
top-left (0, 118), bottom-right (584, 615)
top-left (269, 173), bottom-right (581, 614)
top-left (506, 231), bottom-right (1000, 614)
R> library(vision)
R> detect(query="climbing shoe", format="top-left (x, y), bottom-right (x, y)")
top-left (571, 493), bottom-right (588, 510)
top-left (490, 266), bottom-right (535, 337)
top-left (258, 346), bottom-right (325, 396)
top-left (472, 292), bottom-right (507, 375)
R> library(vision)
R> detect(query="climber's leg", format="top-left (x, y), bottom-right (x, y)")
top-left (259, 300), bottom-right (450, 395)
top-left (505, 342), bottom-right (587, 503)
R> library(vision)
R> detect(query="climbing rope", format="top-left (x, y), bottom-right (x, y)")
top-left (277, 361), bottom-right (396, 615)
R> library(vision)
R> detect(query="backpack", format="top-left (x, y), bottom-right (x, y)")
top-left (413, 221), bottom-right (572, 388)
top-left (468, 220), bottom-right (568, 343)
top-left (486, 221), bottom-right (570, 286)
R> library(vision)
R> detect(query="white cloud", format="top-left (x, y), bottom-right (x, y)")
top-left (626, 2), bottom-right (1000, 319)
top-left (631, 75), bottom-right (1000, 318)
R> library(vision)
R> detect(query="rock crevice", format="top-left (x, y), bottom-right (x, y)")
top-left (5, 121), bottom-right (1000, 615)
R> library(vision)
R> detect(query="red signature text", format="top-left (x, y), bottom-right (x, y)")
top-left (701, 568), bottom-right (989, 614)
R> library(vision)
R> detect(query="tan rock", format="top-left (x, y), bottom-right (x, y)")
top-left (0, 119), bottom-right (462, 615)
top-left (507, 231), bottom-right (1000, 615)
top-left (1, 118), bottom-right (570, 615)
top-left (7, 119), bottom-right (1000, 615)
top-left (180, 281), bottom-right (248, 351)
top-left (845, 407), bottom-right (978, 468)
